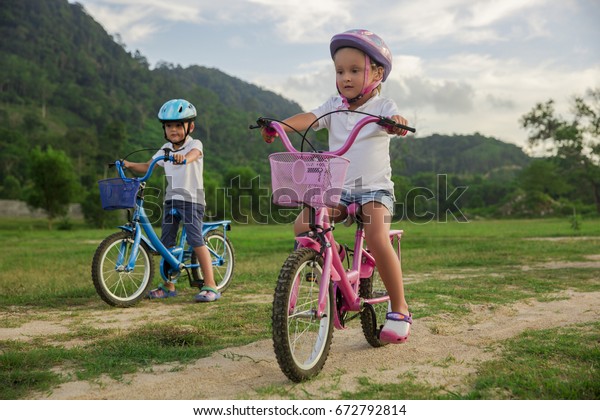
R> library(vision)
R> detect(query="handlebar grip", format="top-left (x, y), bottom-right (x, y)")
top-left (378, 117), bottom-right (416, 133)
top-left (165, 155), bottom-right (186, 165)
top-left (250, 118), bottom-right (278, 143)
top-left (109, 159), bottom-right (124, 168)
top-left (264, 126), bottom-right (277, 136)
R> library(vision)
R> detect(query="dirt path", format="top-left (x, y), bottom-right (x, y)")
top-left (12, 289), bottom-right (597, 400)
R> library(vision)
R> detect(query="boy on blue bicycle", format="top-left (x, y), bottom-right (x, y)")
top-left (123, 99), bottom-right (220, 302)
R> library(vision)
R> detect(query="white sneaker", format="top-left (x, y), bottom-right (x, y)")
top-left (380, 312), bottom-right (412, 343)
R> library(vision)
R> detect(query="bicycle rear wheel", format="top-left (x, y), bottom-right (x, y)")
top-left (272, 248), bottom-right (334, 382)
top-left (91, 231), bottom-right (155, 307)
top-left (190, 231), bottom-right (235, 292)
top-left (360, 265), bottom-right (389, 347)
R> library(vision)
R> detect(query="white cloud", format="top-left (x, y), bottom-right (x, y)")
top-left (252, 63), bottom-right (336, 112)
top-left (72, 0), bottom-right (599, 150)
top-left (79, 0), bottom-right (248, 42)
top-left (375, 0), bottom-right (555, 46)
top-left (247, 0), bottom-right (352, 43)
top-left (467, 0), bottom-right (547, 27)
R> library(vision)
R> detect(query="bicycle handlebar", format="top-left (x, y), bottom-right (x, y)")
top-left (111, 151), bottom-right (185, 182)
top-left (249, 113), bottom-right (415, 156)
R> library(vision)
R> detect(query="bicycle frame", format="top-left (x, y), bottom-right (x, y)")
top-left (263, 116), bottom-right (405, 327)
top-left (113, 156), bottom-right (231, 280)
top-left (296, 206), bottom-right (402, 329)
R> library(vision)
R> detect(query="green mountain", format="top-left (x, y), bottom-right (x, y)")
top-left (0, 0), bottom-right (301, 180)
top-left (0, 0), bottom-right (533, 219)
top-left (392, 133), bottom-right (531, 179)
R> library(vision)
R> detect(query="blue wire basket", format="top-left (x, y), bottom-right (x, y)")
top-left (98, 178), bottom-right (140, 210)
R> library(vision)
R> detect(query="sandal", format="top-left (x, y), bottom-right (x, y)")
top-left (380, 312), bottom-right (412, 344)
top-left (194, 286), bottom-right (221, 303)
top-left (147, 285), bottom-right (177, 299)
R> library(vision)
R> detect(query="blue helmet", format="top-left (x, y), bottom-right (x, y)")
top-left (157, 99), bottom-right (197, 122)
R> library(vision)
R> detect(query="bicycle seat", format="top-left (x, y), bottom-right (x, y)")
top-left (347, 202), bottom-right (361, 217)
top-left (343, 203), bottom-right (361, 227)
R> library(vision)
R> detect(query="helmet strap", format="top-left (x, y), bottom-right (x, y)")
top-left (162, 120), bottom-right (192, 148)
top-left (337, 54), bottom-right (381, 107)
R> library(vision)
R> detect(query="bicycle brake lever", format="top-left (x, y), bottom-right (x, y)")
top-left (249, 117), bottom-right (270, 130)
top-left (377, 117), bottom-right (416, 133)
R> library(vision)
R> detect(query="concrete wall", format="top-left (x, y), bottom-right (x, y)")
top-left (0, 199), bottom-right (83, 219)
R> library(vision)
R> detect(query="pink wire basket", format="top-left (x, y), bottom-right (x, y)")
top-left (269, 152), bottom-right (350, 208)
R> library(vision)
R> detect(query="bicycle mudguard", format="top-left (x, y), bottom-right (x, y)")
top-left (359, 249), bottom-right (376, 278)
top-left (202, 220), bottom-right (232, 235)
top-left (117, 225), bottom-right (157, 253)
top-left (295, 235), bottom-right (320, 251)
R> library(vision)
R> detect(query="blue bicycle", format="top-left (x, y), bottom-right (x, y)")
top-left (92, 151), bottom-right (234, 307)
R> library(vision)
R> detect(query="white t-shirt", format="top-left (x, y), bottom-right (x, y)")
top-left (152, 136), bottom-right (205, 205)
top-left (310, 95), bottom-right (399, 194)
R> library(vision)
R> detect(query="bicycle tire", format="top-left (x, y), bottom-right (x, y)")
top-left (91, 231), bottom-right (155, 307)
top-left (272, 248), bottom-right (334, 382)
top-left (359, 265), bottom-right (389, 348)
top-left (190, 231), bottom-right (235, 292)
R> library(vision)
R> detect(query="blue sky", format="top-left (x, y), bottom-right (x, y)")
top-left (72, 0), bottom-right (599, 152)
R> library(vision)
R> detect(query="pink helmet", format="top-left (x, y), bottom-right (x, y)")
top-left (330, 29), bottom-right (392, 82)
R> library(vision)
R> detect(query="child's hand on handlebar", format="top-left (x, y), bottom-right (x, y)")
top-left (172, 153), bottom-right (186, 164)
top-left (261, 127), bottom-right (278, 144)
top-left (384, 115), bottom-right (410, 136)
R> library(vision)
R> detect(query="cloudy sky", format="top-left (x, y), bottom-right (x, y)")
top-left (72, 0), bottom-right (599, 153)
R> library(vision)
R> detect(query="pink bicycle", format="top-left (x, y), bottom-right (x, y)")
top-left (251, 112), bottom-right (415, 382)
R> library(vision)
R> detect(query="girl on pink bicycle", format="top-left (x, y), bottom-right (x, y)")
top-left (261, 29), bottom-right (412, 343)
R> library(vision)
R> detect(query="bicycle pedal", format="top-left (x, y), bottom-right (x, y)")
top-left (305, 273), bottom-right (317, 282)
top-left (189, 280), bottom-right (204, 288)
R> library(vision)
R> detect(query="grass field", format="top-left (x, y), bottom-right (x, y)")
top-left (0, 217), bottom-right (599, 399)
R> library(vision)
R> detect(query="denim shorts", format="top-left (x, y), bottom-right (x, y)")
top-left (339, 189), bottom-right (395, 216)
top-left (161, 200), bottom-right (205, 248)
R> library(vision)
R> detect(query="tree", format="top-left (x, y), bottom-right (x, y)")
top-left (80, 186), bottom-right (122, 229)
top-left (26, 146), bottom-right (78, 229)
top-left (518, 159), bottom-right (571, 199)
top-left (520, 88), bottom-right (600, 213)
top-left (1, 174), bottom-right (22, 199)
top-left (224, 166), bottom-right (265, 223)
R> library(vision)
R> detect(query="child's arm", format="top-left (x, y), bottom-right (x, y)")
top-left (262, 112), bottom-right (317, 143)
top-left (123, 160), bottom-right (151, 174)
top-left (172, 148), bottom-right (201, 164)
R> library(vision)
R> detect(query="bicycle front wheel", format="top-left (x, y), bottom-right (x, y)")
top-left (272, 248), bottom-right (334, 382)
top-left (91, 231), bottom-right (155, 307)
top-left (191, 231), bottom-right (235, 292)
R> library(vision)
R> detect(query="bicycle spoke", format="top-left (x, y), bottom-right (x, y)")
top-left (92, 231), bottom-right (154, 306)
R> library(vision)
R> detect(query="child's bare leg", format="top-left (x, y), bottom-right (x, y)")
top-left (293, 206), bottom-right (346, 235)
top-left (361, 202), bottom-right (409, 315)
top-left (194, 245), bottom-right (216, 289)
top-left (293, 207), bottom-right (311, 236)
